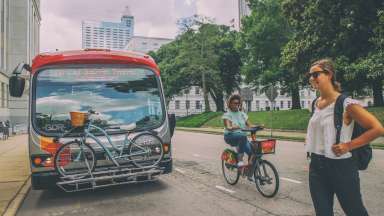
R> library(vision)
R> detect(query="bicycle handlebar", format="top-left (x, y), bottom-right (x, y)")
top-left (241, 126), bottom-right (264, 133)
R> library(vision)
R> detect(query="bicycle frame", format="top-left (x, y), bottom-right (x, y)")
top-left (80, 120), bottom-right (149, 167)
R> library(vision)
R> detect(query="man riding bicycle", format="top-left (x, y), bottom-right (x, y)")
top-left (222, 94), bottom-right (256, 167)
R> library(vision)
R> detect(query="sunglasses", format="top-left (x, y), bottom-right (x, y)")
top-left (306, 70), bottom-right (328, 79)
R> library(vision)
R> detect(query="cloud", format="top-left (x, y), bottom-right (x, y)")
top-left (40, 0), bottom-right (238, 52)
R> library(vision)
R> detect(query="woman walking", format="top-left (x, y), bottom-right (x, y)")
top-left (306, 59), bottom-right (384, 216)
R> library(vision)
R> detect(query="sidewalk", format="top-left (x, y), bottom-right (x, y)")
top-left (176, 127), bottom-right (384, 147)
top-left (0, 135), bottom-right (30, 216)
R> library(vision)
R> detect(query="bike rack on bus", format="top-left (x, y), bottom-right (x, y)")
top-left (57, 164), bottom-right (164, 192)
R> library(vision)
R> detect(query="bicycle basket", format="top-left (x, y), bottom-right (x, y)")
top-left (259, 139), bottom-right (276, 154)
top-left (70, 111), bottom-right (88, 127)
top-left (221, 149), bottom-right (237, 165)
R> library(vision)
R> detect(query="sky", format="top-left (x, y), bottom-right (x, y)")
top-left (40, 0), bottom-right (239, 52)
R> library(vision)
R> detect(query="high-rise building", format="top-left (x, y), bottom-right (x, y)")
top-left (82, 6), bottom-right (134, 50)
top-left (238, 0), bottom-right (251, 29)
top-left (125, 36), bottom-right (173, 54)
top-left (0, 0), bottom-right (41, 127)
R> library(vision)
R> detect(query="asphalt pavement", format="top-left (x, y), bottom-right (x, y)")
top-left (15, 131), bottom-right (384, 216)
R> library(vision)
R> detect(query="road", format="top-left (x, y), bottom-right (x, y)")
top-left (17, 131), bottom-right (384, 216)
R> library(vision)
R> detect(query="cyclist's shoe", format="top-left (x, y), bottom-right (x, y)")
top-left (237, 161), bottom-right (245, 167)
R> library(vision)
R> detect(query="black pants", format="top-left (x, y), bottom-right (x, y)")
top-left (309, 153), bottom-right (368, 216)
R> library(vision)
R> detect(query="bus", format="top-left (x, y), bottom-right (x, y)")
top-left (9, 49), bottom-right (175, 190)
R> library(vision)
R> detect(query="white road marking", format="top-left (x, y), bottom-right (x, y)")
top-left (193, 154), bottom-right (200, 157)
top-left (175, 168), bottom-right (186, 174)
top-left (280, 177), bottom-right (302, 184)
top-left (215, 185), bottom-right (235, 194)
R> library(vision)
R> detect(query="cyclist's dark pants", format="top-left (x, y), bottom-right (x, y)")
top-left (224, 132), bottom-right (252, 156)
top-left (309, 153), bottom-right (368, 216)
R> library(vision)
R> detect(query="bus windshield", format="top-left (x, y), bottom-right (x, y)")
top-left (33, 65), bottom-right (164, 135)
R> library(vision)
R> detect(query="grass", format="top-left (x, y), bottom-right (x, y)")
top-left (204, 109), bottom-right (311, 130)
top-left (176, 112), bottom-right (223, 127)
top-left (366, 107), bottom-right (384, 125)
top-left (203, 107), bottom-right (384, 131)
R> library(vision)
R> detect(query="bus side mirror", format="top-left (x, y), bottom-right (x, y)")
top-left (9, 76), bottom-right (25, 97)
top-left (168, 114), bottom-right (176, 137)
top-left (9, 63), bottom-right (31, 97)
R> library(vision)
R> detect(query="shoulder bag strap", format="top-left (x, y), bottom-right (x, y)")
top-left (334, 94), bottom-right (348, 144)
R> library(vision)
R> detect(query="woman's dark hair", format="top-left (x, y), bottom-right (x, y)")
top-left (227, 94), bottom-right (243, 111)
top-left (311, 58), bottom-right (342, 92)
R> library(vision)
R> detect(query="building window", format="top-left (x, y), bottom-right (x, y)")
top-left (195, 101), bottom-right (201, 110)
top-left (301, 100), bottom-right (305, 108)
top-left (195, 87), bottom-right (200, 95)
top-left (184, 89), bottom-right (190, 95)
top-left (175, 100), bottom-right (180, 109)
top-left (256, 100), bottom-right (260, 110)
top-left (288, 101), bottom-right (291, 108)
top-left (300, 91), bottom-right (304, 97)
top-left (265, 101), bottom-right (269, 107)
top-left (280, 101), bottom-right (284, 109)
top-left (186, 100), bottom-right (190, 109)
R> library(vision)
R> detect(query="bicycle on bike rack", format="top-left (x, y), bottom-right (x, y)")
top-left (221, 126), bottom-right (279, 198)
top-left (53, 110), bottom-right (164, 185)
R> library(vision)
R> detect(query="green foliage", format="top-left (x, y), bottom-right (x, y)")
top-left (240, 0), bottom-right (291, 86)
top-left (176, 112), bottom-right (223, 127)
top-left (281, 0), bottom-right (384, 105)
top-left (152, 19), bottom-right (242, 111)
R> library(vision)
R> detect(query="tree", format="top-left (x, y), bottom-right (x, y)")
top-left (151, 20), bottom-right (242, 111)
top-left (239, 0), bottom-right (296, 107)
top-left (282, 0), bottom-right (383, 105)
top-left (348, 9), bottom-right (384, 106)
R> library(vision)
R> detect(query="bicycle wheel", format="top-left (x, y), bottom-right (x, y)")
top-left (54, 140), bottom-right (96, 179)
top-left (221, 150), bottom-right (240, 185)
top-left (128, 132), bottom-right (164, 167)
top-left (254, 159), bottom-right (279, 198)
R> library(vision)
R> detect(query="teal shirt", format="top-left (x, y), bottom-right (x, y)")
top-left (222, 111), bottom-right (248, 135)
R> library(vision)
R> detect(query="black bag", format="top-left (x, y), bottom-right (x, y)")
top-left (311, 95), bottom-right (372, 170)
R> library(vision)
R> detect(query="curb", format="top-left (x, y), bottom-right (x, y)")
top-left (2, 176), bottom-right (31, 216)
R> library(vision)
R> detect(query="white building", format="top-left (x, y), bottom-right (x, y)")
top-left (168, 86), bottom-right (217, 117)
top-left (125, 36), bottom-right (173, 54)
top-left (238, 0), bottom-right (251, 29)
top-left (0, 0), bottom-right (41, 125)
top-left (82, 6), bottom-right (134, 50)
top-left (167, 85), bottom-right (318, 117)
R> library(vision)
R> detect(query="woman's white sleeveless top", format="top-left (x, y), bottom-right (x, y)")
top-left (305, 97), bottom-right (361, 159)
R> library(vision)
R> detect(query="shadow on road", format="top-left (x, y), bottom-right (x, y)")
top-left (33, 179), bottom-right (168, 209)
